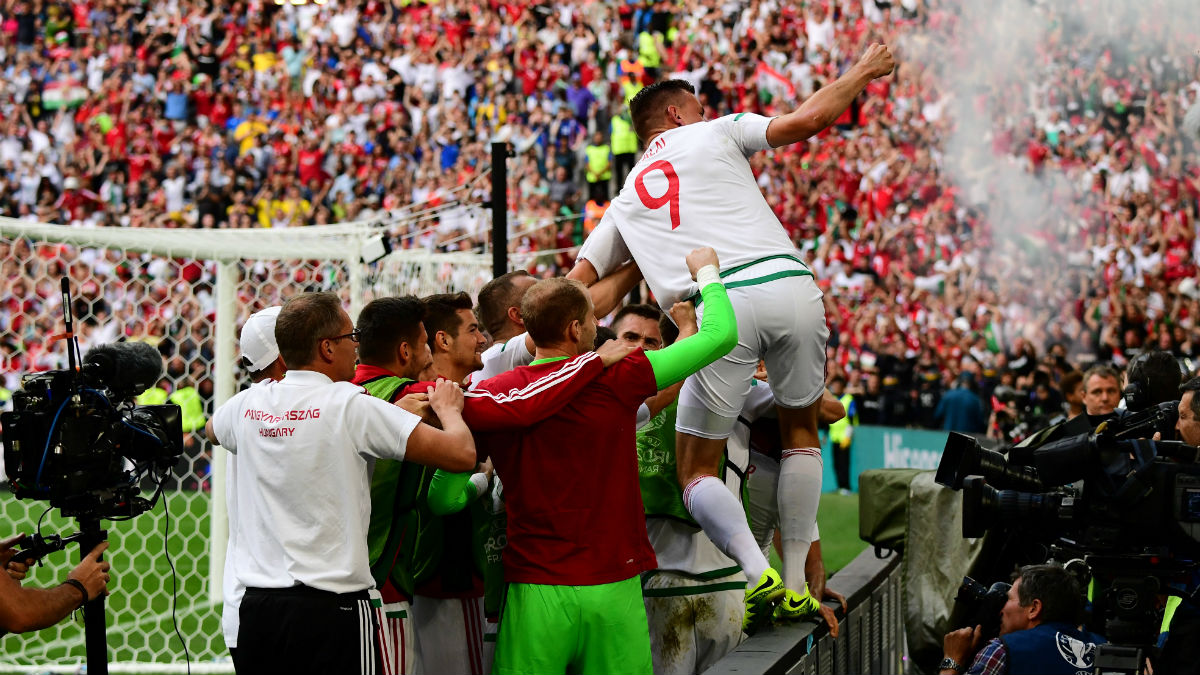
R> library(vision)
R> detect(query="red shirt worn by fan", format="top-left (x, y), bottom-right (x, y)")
top-left (473, 352), bottom-right (660, 587)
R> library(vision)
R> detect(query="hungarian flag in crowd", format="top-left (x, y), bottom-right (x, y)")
top-left (983, 320), bottom-right (1002, 354)
top-left (43, 79), bottom-right (88, 110)
top-left (755, 61), bottom-right (797, 102)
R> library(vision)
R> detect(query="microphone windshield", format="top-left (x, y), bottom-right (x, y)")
top-left (83, 341), bottom-right (165, 399)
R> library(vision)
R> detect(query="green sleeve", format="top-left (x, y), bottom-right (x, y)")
top-left (644, 281), bottom-right (738, 390)
top-left (427, 469), bottom-right (480, 516)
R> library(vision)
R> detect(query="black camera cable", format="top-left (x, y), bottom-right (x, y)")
top-left (161, 486), bottom-right (191, 675)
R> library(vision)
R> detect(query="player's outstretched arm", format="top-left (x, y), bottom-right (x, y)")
top-left (463, 351), bottom-right (608, 431)
top-left (589, 260), bottom-right (643, 318)
top-left (426, 462), bottom-right (492, 516)
top-left (644, 248), bottom-right (738, 390)
top-left (765, 44), bottom-right (894, 148)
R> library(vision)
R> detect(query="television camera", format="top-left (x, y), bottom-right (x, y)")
top-left (936, 393), bottom-right (1199, 673)
top-left (0, 279), bottom-right (183, 675)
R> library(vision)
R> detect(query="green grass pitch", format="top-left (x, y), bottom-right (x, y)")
top-left (0, 489), bottom-right (225, 668)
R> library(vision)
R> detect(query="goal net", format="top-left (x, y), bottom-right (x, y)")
top-left (0, 216), bottom-right (494, 673)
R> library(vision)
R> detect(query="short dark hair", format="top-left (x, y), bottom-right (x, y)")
top-left (521, 278), bottom-right (591, 346)
top-left (1127, 349), bottom-right (1182, 407)
top-left (1083, 365), bottom-right (1120, 389)
top-left (477, 271), bottom-right (533, 338)
top-left (1181, 376), bottom-right (1200, 418)
top-left (357, 296), bottom-right (426, 365)
top-left (275, 292), bottom-right (344, 369)
top-left (422, 292), bottom-right (474, 350)
top-left (612, 304), bottom-right (662, 333)
top-left (1060, 370), bottom-right (1084, 395)
top-left (629, 79), bottom-right (696, 143)
top-left (1016, 564), bottom-right (1083, 625)
top-left (594, 325), bottom-right (617, 350)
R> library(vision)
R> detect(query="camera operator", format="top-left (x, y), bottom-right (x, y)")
top-left (1082, 365), bottom-right (1123, 418)
top-left (1156, 376), bottom-right (1200, 675)
top-left (1173, 376), bottom-right (1200, 446)
top-left (940, 564), bottom-right (1104, 675)
top-left (0, 536), bottom-right (111, 634)
top-left (1014, 356), bottom-right (1177, 458)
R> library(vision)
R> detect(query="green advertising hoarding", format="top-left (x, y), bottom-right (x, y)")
top-left (825, 425), bottom-right (951, 492)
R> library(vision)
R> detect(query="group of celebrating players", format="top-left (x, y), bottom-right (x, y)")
top-left (206, 43), bottom-right (895, 675)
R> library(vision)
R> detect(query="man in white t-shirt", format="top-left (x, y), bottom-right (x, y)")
top-left (206, 292), bottom-right (478, 675)
top-left (571, 44), bottom-right (894, 631)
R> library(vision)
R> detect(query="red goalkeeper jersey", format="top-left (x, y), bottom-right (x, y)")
top-left (474, 351), bottom-right (659, 586)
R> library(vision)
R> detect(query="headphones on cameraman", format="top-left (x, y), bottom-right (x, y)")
top-left (1122, 378), bottom-right (1149, 413)
top-left (1123, 350), bottom-right (1183, 412)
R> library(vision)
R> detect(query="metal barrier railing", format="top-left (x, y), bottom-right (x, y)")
top-left (704, 549), bottom-right (904, 675)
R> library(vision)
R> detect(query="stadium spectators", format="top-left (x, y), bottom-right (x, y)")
top-left (1, 0), bottom-right (1199, 446)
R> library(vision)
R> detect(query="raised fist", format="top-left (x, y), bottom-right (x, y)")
top-left (858, 43), bottom-right (895, 79)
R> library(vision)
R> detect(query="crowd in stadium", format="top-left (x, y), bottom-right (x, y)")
top-left (1, 0), bottom-right (1200, 674)
top-left (1, 0), bottom-right (1200, 425)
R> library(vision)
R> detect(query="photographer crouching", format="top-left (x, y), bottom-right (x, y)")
top-left (941, 564), bottom-right (1104, 675)
top-left (0, 535), bottom-right (111, 634)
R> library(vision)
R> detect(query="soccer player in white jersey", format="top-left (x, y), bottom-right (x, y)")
top-left (571, 44), bottom-right (894, 628)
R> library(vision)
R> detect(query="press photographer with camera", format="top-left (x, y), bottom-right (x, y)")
top-left (1154, 376), bottom-right (1200, 675)
top-left (940, 564), bottom-right (1104, 675)
top-left (937, 351), bottom-right (1193, 674)
top-left (0, 535), bottom-right (111, 635)
top-left (1010, 364), bottom-right (1125, 454)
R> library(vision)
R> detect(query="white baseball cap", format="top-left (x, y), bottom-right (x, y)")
top-left (240, 306), bottom-right (282, 372)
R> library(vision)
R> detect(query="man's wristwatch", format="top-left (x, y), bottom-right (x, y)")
top-left (939, 656), bottom-right (966, 674)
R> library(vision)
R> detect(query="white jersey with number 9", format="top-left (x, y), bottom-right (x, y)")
top-left (578, 112), bottom-right (801, 311)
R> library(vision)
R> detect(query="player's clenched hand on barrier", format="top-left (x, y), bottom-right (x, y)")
top-left (427, 379), bottom-right (465, 416)
top-left (858, 43), bottom-right (895, 79)
top-left (818, 605), bottom-right (840, 638)
top-left (685, 247), bottom-right (720, 280)
top-left (596, 339), bottom-right (637, 367)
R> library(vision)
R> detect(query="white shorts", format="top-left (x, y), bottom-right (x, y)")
top-left (371, 592), bottom-right (416, 675)
top-left (642, 571), bottom-right (745, 675)
top-left (412, 595), bottom-right (486, 675)
top-left (482, 616), bottom-right (499, 675)
top-left (677, 272), bottom-right (828, 439)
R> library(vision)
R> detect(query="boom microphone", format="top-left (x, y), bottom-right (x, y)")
top-left (82, 341), bottom-right (165, 399)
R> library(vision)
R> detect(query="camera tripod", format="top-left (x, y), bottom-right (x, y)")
top-left (16, 517), bottom-right (111, 675)
top-left (78, 517), bottom-right (110, 675)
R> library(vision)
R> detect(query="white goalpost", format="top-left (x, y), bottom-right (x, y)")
top-left (0, 216), bottom-right (495, 673)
